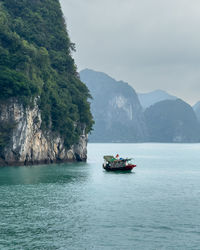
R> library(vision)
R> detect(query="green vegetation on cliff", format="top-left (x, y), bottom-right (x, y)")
top-left (0, 0), bottom-right (93, 148)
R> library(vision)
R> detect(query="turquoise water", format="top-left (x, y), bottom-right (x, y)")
top-left (0, 143), bottom-right (200, 249)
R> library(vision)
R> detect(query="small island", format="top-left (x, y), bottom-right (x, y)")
top-left (0, 0), bottom-right (93, 165)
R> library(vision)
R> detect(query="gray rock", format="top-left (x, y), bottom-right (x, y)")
top-left (0, 98), bottom-right (87, 165)
top-left (80, 69), bottom-right (148, 142)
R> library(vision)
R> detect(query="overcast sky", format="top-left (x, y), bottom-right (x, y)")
top-left (60, 0), bottom-right (200, 105)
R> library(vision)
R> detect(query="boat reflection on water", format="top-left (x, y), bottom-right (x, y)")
top-left (103, 155), bottom-right (136, 172)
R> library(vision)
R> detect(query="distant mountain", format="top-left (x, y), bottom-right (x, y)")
top-left (138, 90), bottom-right (177, 109)
top-left (80, 69), bottom-right (148, 142)
top-left (193, 101), bottom-right (200, 122)
top-left (144, 99), bottom-right (200, 142)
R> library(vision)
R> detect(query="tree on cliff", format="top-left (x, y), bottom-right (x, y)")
top-left (0, 0), bottom-right (93, 149)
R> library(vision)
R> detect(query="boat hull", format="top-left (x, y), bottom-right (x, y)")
top-left (103, 164), bottom-right (136, 172)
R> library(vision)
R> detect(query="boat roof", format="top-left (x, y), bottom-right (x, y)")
top-left (103, 155), bottom-right (132, 162)
top-left (103, 155), bottom-right (115, 162)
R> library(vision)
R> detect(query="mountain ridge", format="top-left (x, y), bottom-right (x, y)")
top-left (81, 68), bottom-right (200, 143)
top-left (138, 89), bottom-right (177, 109)
top-left (80, 69), bottom-right (148, 142)
top-left (144, 99), bottom-right (200, 142)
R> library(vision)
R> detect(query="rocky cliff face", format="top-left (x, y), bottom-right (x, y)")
top-left (0, 99), bottom-right (87, 165)
top-left (80, 69), bottom-right (148, 142)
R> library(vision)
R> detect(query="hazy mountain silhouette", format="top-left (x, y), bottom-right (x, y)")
top-left (80, 69), bottom-right (148, 142)
top-left (138, 90), bottom-right (177, 109)
top-left (80, 69), bottom-right (200, 143)
top-left (144, 99), bottom-right (200, 142)
top-left (193, 101), bottom-right (200, 123)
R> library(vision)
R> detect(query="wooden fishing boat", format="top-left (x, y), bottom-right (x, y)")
top-left (103, 155), bottom-right (136, 172)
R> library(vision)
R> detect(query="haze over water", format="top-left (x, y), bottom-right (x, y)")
top-left (0, 143), bottom-right (200, 249)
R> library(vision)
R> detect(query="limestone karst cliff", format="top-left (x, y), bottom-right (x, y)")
top-left (80, 69), bottom-right (148, 142)
top-left (144, 99), bottom-right (200, 142)
top-left (0, 99), bottom-right (87, 165)
top-left (80, 69), bottom-right (200, 143)
top-left (0, 0), bottom-right (93, 165)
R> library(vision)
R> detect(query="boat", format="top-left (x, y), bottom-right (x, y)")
top-left (103, 155), bottom-right (136, 172)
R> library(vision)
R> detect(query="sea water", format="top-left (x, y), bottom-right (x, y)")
top-left (0, 143), bottom-right (200, 249)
